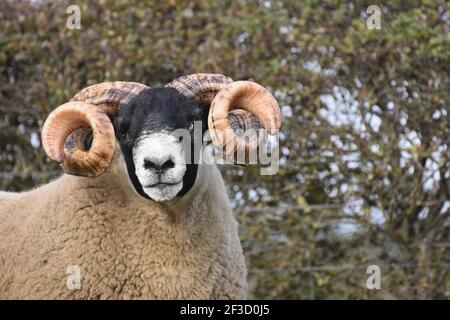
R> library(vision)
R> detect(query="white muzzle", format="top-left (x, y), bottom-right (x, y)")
top-left (133, 132), bottom-right (186, 201)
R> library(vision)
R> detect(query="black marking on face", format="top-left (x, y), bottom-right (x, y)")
top-left (112, 87), bottom-right (208, 201)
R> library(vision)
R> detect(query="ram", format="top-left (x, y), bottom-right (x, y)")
top-left (0, 73), bottom-right (280, 299)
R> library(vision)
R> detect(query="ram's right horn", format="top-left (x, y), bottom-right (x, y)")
top-left (41, 82), bottom-right (148, 177)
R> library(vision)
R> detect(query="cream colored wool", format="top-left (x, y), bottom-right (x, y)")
top-left (0, 149), bottom-right (248, 299)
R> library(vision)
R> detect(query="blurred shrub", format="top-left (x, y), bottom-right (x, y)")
top-left (0, 0), bottom-right (448, 299)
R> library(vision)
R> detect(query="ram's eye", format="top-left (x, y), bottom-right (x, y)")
top-left (118, 122), bottom-right (130, 136)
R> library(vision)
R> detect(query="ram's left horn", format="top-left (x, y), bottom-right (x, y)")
top-left (167, 73), bottom-right (281, 164)
top-left (208, 81), bottom-right (280, 162)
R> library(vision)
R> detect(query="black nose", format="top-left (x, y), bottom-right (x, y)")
top-left (144, 158), bottom-right (175, 172)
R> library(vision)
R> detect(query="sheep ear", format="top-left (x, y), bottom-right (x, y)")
top-left (83, 130), bottom-right (94, 150)
top-left (64, 128), bottom-right (92, 154)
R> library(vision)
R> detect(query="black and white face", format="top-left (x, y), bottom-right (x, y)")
top-left (113, 87), bottom-right (208, 202)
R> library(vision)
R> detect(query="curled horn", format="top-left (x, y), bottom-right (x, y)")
top-left (41, 82), bottom-right (148, 177)
top-left (167, 73), bottom-right (281, 163)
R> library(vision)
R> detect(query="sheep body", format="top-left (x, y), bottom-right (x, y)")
top-left (0, 151), bottom-right (248, 299)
